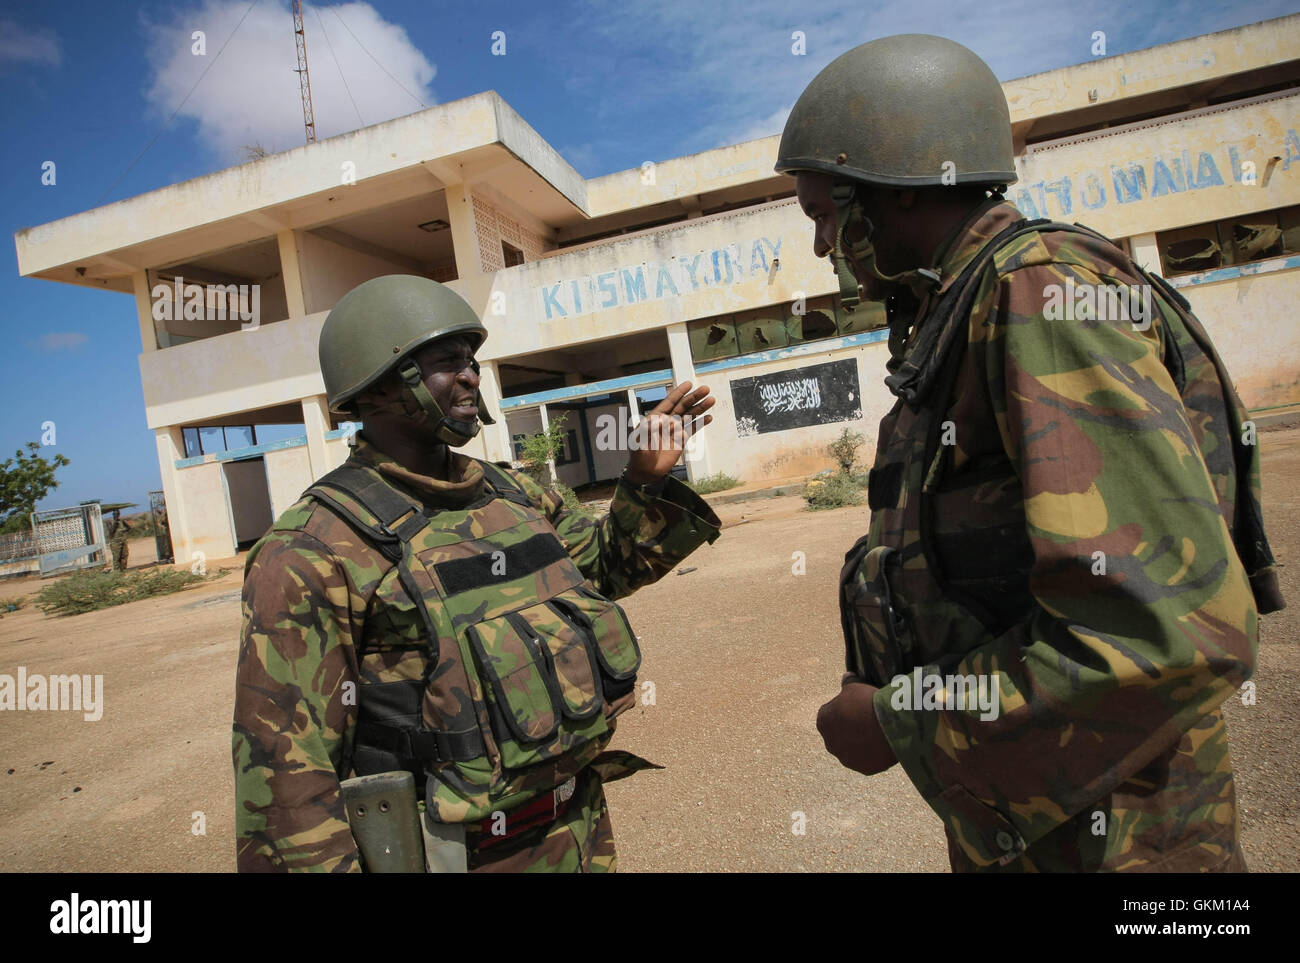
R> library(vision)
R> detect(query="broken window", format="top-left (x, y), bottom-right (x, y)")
top-left (1158, 203), bottom-right (1299, 277)
top-left (735, 307), bottom-right (789, 355)
top-left (785, 295), bottom-right (839, 345)
top-left (1159, 224), bottom-right (1222, 275)
top-left (1225, 217), bottom-right (1284, 264)
top-left (835, 296), bottom-right (887, 337)
top-left (688, 316), bottom-right (739, 362)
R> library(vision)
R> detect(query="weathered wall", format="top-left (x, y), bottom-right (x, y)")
top-left (1177, 267), bottom-right (1300, 410)
top-left (264, 444), bottom-right (313, 520)
top-left (1012, 93), bottom-right (1300, 238)
top-left (298, 231), bottom-right (410, 315)
top-left (469, 200), bottom-right (826, 360)
top-left (175, 462), bottom-right (236, 560)
top-left (694, 341), bottom-right (893, 485)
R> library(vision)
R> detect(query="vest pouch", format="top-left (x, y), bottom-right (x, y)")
top-left (553, 584), bottom-right (643, 701)
top-left (845, 545), bottom-right (912, 686)
top-left (465, 602), bottom-right (610, 775)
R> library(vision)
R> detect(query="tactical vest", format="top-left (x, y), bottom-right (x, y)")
top-left (840, 218), bottom-right (1283, 686)
top-left (306, 460), bottom-right (642, 824)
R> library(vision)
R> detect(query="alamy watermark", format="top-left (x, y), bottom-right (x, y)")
top-left (887, 668), bottom-right (1000, 721)
top-left (1043, 279), bottom-right (1153, 330)
top-left (593, 408), bottom-right (705, 458)
top-left (0, 667), bottom-right (103, 721)
top-left (50, 893), bottom-right (150, 943)
top-left (151, 275), bottom-right (260, 330)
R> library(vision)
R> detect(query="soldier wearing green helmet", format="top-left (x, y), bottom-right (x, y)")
top-left (782, 35), bottom-right (1279, 872)
top-left (233, 274), bottom-right (722, 872)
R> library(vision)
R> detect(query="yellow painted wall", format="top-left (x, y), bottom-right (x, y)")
top-left (1011, 93), bottom-right (1299, 238)
top-left (470, 200), bottom-right (830, 360)
top-left (176, 462), bottom-right (235, 561)
top-left (265, 445), bottom-right (314, 520)
top-left (693, 341), bottom-right (894, 485)
top-left (298, 232), bottom-right (411, 315)
top-left (1177, 267), bottom-right (1300, 409)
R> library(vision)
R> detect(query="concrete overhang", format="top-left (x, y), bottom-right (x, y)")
top-left (1004, 13), bottom-right (1300, 137)
top-left (14, 91), bottom-right (589, 291)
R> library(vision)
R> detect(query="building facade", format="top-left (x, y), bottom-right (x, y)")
top-left (15, 15), bottom-right (1300, 565)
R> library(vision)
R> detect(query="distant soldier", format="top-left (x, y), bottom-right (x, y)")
top-left (105, 509), bottom-right (131, 572)
top-left (776, 35), bottom-right (1282, 871)
top-left (232, 275), bottom-right (720, 872)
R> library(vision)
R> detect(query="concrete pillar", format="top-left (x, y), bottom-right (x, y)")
top-left (666, 321), bottom-right (710, 478)
top-left (302, 395), bottom-right (332, 479)
top-left (478, 360), bottom-right (511, 462)
top-left (1130, 233), bottom-right (1161, 274)
top-left (132, 270), bottom-right (160, 353)
top-left (445, 183), bottom-right (484, 282)
top-left (538, 403), bottom-right (557, 484)
top-left (154, 426), bottom-right (189, 567)
top-left (277, 229), bottom-right (308, 319)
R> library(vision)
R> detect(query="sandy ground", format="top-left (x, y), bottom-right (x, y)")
top-left (1, 430), bottom-right (1296, 873)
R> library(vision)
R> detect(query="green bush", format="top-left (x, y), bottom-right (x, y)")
top-left (827, 428), bottom-right (866, 476)
top-left (551, 481), bottom-right (596, 520)
top-left (684, 472), bottom-right (742, 495)
top-left (34, 566), bottom-right (220, 617)
top-left (518, 414), bottom-right (569, 483)
top-left (803, 471), bottom-right (866, 511)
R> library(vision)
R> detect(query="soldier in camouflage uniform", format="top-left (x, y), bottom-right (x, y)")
top-left (105, 509), bottom-right (130, 572)
top-left (232, 275), bottom-right (720, 872)
top-left (777, 35), bottom-right (1282, 871)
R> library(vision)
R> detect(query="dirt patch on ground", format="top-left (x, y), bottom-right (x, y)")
top-left (1, 432), bottom-right (1296, 872)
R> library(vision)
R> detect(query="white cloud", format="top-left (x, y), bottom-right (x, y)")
top-left (142, 1), bottom-right (436, 162)
top-left (0, 18), bottom-right (61, 66)
top-left (35, 333), bottom-right (89, 352)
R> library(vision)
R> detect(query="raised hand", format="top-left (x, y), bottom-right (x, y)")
top-left (624, 381), bottom-right (716, 483)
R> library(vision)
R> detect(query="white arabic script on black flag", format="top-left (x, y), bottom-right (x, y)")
top-left (758, 378), bottom-right (821, 414)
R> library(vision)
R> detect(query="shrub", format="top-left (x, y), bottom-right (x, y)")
top-left (684, 472), bottom-right (742, 495)
top-left (517, 414), bottom-right (569, 484)
top-left (34, 566), bottom-right (220, 617)
top-left (803, 471), bottom-right (865, 511)
top-left (827, 428), bottom-right (866, 476)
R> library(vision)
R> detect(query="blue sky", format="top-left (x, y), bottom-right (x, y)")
top-left (1, 0), bottom-right (1295, 512)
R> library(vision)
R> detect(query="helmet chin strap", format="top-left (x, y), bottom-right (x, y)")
top-left (830, 184), bottom-right (941, 310)
top-left (397, 358), bottom-right (491, 448)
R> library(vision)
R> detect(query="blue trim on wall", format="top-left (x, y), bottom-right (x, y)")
top-left (497, 332), bottom-right (890, 412)
top-left (499, 368), bottom-right (674, 410)
top-left (175, 434), bottom-right (307, 469)
top-left (176, 424), bottom-right (361, 469)
top-left (694, 328), bottom-right (888, 374)
top-left (1168, 254), bottom-right (1300, 288)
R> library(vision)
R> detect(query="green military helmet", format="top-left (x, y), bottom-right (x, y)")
top-left (319, 274), bottom-right (495, 446)
top-left (775, 34), bottom-right (1016, 189)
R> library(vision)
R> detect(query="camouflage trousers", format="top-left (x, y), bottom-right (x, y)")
top-left (111, 540), bottom-right (129, 572)
top-left (466, 767), bottom-right (617, 873)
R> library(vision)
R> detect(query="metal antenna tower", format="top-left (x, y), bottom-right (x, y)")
top-left (291, 0), bottom-right (317, 143)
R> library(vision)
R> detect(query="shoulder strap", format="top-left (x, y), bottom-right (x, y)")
top-left (306, 465), bottom-right (430, 563)
top-left (475, 459), bottom-right (535, 509)
top-left (886, 217), bottom-right (1052, 406)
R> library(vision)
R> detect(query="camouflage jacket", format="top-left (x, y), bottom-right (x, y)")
top-left (105, 517), bottom-right (130, 544)
top-left (868, 199), bottom-right (1260, 872)
top-left (233, 437), bottom-right (721, 872)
